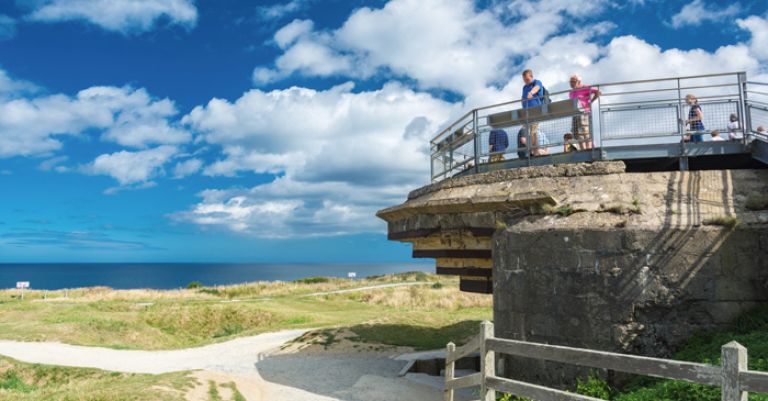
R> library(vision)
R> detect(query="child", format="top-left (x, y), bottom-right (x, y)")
top-left (727, 114), bottom-right (741, 141)
top-left (710, 130), bottom-right (725, 142)
top-left (563, 133), bottom-right (579, 152)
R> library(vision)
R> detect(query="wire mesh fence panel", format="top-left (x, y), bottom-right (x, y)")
top-left (750, 105), bottom-right (768, 136)
top-left (688, 100), bottom-right (740, 134)
top-left (600, 104), bottom-right (679, 140)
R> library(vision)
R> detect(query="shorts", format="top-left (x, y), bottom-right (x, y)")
top-left (572, 114), bottom-right (590, 139)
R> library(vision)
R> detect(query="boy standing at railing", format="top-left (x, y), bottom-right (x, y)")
top-left (568, 74), bottom-right (600, 150)
top-left (522, 69), bottom-right (545, 155)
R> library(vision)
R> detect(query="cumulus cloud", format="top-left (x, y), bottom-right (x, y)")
top-left (252, 0), bottom-right (613, 95)
top-left (669, 0), bottom-right (741, 29)
top-left (0, 77), bottom-right (190, 158)
top-left (84, 145), bottom-right (178, 186)
top-left (176, 81), bottom-right (457, 236)
top-left (26, 0), bottom-right (198, 34)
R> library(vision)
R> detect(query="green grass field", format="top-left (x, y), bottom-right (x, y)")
top-left (0, 272), bottom-right (492, 350)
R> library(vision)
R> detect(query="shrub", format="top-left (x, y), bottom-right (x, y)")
top-left (187, 281), bottom-right (203, 289)
top-left (293, 277), bottom-right (330, 284)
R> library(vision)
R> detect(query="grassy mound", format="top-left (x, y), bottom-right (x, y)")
top-left (0, 357), bottom-right (192, 401)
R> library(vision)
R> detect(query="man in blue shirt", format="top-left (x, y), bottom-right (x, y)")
top-left (521, 69), bottom-right (545, 155)
top-left (522, 69), bottom-right (544, 109)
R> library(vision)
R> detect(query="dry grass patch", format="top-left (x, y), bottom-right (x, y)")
top-left (343, 283), bottom-right (492, 310)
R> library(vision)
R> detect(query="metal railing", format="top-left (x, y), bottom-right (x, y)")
top-left (431, 72), bottom-right (768, 182)
top-left (444, 321), bottom-right (768, 401)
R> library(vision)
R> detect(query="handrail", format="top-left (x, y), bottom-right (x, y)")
top-left (436, 71), bottom-right (746, 143)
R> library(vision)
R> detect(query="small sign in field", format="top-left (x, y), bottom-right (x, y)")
top-left (347, 272), bottom-right (357, 279)
top-left (16, 281), bottom-right (30, 300)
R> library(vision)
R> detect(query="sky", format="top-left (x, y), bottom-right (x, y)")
top-left (0, 0), bottom-right (767, 263)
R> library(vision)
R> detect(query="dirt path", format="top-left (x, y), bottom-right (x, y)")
top-left (0, 329), bottom-right (445, 401)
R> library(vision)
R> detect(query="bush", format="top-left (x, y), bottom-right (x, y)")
top-left (187, 281), bottom-right (203, 289)
top-left (293, 277), bottom-right (330, 284)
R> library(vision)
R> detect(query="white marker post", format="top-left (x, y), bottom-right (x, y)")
top-left (16, 281), bottom-right (30, 300)
top-left (347, 272), bottom-right (357, 279)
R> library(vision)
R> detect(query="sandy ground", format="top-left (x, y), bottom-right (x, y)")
top-left (0, 329), bottom-right (447, 401)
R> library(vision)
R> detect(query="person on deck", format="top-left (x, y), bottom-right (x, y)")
top-left (521, 69), bottom-right (546, 155)
top-left (684, 94), bottom-right (705, 142)
top-left (727, 114), bottom-right (742, 141)
top-left (710, 130), bottom-right (725, 141)
top-left (568, 74), bottom-right (601, 150)
top-left (488, 129), bottom-right (509, 162)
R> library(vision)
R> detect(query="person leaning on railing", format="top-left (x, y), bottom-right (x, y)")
top-left (568, 74), bottom-right (600, 150)
top-left (683, 94), bottom-right (705, 142)
top-left (521, 69), bottom-right (547, 155)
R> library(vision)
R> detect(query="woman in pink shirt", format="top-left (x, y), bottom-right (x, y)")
top-left (568, 74), bottom-right (601, 150)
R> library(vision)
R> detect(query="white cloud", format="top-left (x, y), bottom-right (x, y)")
top-left (0, 79), bottom-right (190, 158)
top-left (172, 158), bottom-right (203, 178)
top-left (171, 176), bottom-right (415, 237)
top-left (0, 14), bottom-right (16, 40)
top-left (668, 0), bottom-right (741, 29)
top-left (738, 15), bottom-right (768, 61)
top-left (84, 145), bottom-right (178, 185)
top-left (177, 81), bottom-right (457, 236)
top-left (252, 0), bottom-right (613, 94)
top-left (27, 0), bottom-right (198, 34)
top-left (258, 0), bottom-right (311, 22)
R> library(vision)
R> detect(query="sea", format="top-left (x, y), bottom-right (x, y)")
top-left (0, 263), bottom-right (433, 290)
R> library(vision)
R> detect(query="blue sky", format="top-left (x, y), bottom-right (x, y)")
top-left (0, 0), bottom-right (766, 263)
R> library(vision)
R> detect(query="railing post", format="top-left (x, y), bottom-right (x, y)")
top-left (593, 85), bottom-right (602, 151)
top-left (676, 78), bottom-right (688, 171)
top-left (444, 342), bottom-right (455, 401)
top-left (479, 320), bottom-right (495, 401)
top-left (473, 110), bottom-right (480, 174)
top-left (738, 72), bottom-right (752, 144)
top-left (722, 341), bottom-right (748, 401)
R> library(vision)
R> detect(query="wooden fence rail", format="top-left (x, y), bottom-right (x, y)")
top-left (444, 320), bottom-right (768, 401)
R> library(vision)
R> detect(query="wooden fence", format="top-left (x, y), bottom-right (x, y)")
top-left (444, 321), bottom-right (768, 401)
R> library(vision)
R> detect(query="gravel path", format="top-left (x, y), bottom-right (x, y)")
top-left (0, 330), bottom-right (445, 401)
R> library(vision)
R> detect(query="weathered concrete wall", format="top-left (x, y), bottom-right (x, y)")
top-left (378, 161), bottom-right (768, 386)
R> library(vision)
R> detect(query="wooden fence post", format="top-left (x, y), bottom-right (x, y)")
top-left (722, 341), bottom-right (748, 401)
top-left (445, 342), bottom-right (456, 401)
top-left (480, 320), bottom-right (496, 401)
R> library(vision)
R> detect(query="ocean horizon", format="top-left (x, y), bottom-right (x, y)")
top-left (0, 263), bottom-right (433, 290)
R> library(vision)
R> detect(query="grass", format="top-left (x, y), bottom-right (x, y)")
top-left (0, 356), bottom-right (193, 401)
top-left (702, 215), bottom-right (741, 229)
top-left (0, 272), bottom-right (491, 351)
top-left (498, 306), bottom-right (768, 401)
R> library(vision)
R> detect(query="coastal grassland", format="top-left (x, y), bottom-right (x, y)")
top-left (0, 272), bottom-right (492, 350)
top-left (0, 356), bottom-right (194, 401)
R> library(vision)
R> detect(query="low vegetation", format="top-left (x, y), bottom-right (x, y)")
top-left (0, 272), bottom-right (490, 350)
top-left (499, 306), bottom-right (768, 401)
top-left (0, 356), bottom-right (194, 401)
top-left (703, 215), bottom-right (741, 229)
